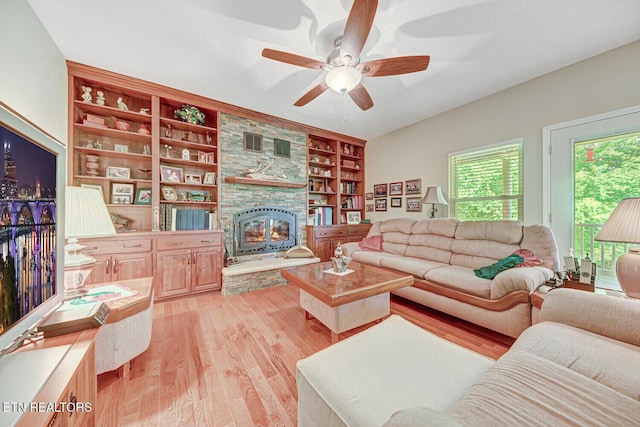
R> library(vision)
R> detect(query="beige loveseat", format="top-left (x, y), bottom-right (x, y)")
top-left (341, 218), bottom-right (559, 337)
top-left (297, 289), bottom-right (640, 426)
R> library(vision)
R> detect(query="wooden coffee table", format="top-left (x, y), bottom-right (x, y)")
top-left (281, 261), bottom-right (413, 342)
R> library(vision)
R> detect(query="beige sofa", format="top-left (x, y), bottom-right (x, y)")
top-left (297, 289), bottom-right (640, 426)
top-left (341, 218), bottom-right (560, 337)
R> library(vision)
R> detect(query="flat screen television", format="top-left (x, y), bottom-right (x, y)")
top-left (0, 102), bottom-right (65, 355)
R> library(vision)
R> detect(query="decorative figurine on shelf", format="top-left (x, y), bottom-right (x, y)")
top-left (188, 131), bottom-right (196, 143)
top-left (139, 108), bottom-right (149, 115)
top-left (164, 144), bottom-right (172, 158)
top-left (349, 145), bottom-right (355, 155)
top-left (165, 123), bottom-right (173, 139)
top-left (206, 130), bottom-right (213, 145)
top-left (182, 148), bottom-right (190, 160)
top-left (81, 86), bottom-right (92, 103)
top-left (116, 97), bottom-right (129, 111)
top-left (343, 144), bottom-right (350, 155)
top-left (96, 90), bottom-right (105, 106)
top-left (94, 141), bottom-right (103, 149)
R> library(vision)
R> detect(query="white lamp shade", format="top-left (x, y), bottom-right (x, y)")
top-left (595, 197), bottom-right (640, 243)
top-left (325, 66), bottom-right (362, 93)
top-left (65, 186), bottom-right (116, 239)
top-left (421, 186), bottom-right (448, 205)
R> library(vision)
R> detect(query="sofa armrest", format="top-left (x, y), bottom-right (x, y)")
top-left (490, 266), bottom-right (553, 299)
top-left (341, 242), bottom-right (360, 257)
top-left (540, 288), bottom-right (640, 347)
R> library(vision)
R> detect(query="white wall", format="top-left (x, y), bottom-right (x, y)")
top-left (0, 0), bottom-right (67, 143)
top-left (366, 40), bottom-right (640, 225)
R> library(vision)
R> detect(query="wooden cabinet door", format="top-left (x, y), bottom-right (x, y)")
top-left (85, 254), bottom-right (111, 286)
top-left (192, 248), bottom-right (221, 292)
top-left (113, 253), bottom-right (153, 282)
top-left (156, 250), bottom-right (190, 298)
top-left (315, 238), bottom-right (333, 262)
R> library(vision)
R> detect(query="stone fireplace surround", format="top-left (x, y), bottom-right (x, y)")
top-left (219, 113), bottom-right (319, 294)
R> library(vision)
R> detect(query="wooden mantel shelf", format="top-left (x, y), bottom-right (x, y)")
top-left (224, 176), bottom-right (307, 188)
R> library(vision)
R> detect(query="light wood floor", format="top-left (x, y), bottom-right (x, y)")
top-left (96, 284), bottom-right (514, 426)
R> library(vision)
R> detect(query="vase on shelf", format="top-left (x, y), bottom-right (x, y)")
top-left (85, 154), bottom-right (99, 176)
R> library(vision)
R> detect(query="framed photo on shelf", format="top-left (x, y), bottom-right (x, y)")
top-left (160, 165), bottom-right (183, 182)
top-left (111, 182), bottom-right (134, 197)
top-left (406, 197), bottom-right (422, 212)
top-left (161, 186), bottom-right (178, 201)
top-left (187, 190), bottom-right (206, 202)
top-left (203, 172), bottom-right (216, 184)
top-left (106, 166), bottom-right (130, 179)
top-left (405, 179), bottom-right (422, 195)
top-left (182, 148), bottom-right (191, 161)
top-left (374, 183), bottom-right (388, 198)
top-left (391, 197), bottom-right (402, 208)
top-left (111, 194), bottom-right (131, 204)
top-left (134, 188), bottom-right (152, 205)
top-left (206, 152), bottom-right (216, 164)
top-left (366, 204), bottom-right (374, 212)
top-left (346, 211), bottom-right (361, 224)
top-left (389, 182), bottom-right (403, 196)
top-left (365, 192), bottom-right (373, 200)
top-left (185, 174), bottom-right (202, 184)
top-left (375, 199), bottom-right (387, 211)
top-left (198, 151), bottom-right (207, 163)
top-left (114, 144), bottom-right (128, 153)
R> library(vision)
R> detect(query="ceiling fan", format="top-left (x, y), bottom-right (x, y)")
top-left (262, 0), bottom-right (430, 111)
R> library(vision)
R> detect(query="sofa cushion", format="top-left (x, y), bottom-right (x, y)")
top-left (425, 265), bottom-right (492, 299)
top-left (411, 218), bottom-right (459, 238)
top-left (352, 251), bottom-right (403, 267)
top-left (406, 233), bottom-right (455, 264)
top-left (380, 256), bottom-right (448, 279)
top-left (379, 217), bottom-right (416, 234)
top-left (446, 350), bottom-right (640, 427)
top-left (520, 224), bottom-right (560, 271)
top-left (454, 220), bottom-right (523, 244)
top-left (513, 321), bottom-right (640, 401)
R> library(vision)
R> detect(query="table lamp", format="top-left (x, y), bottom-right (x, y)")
top-left (595, 197), bottom-right (640, 298)
top-left (421, 186), bottom-right (448, 219)
top-left (64, 186), bottom-right (116, 298)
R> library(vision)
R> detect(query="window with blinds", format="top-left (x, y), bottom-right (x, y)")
top-left (448, 139), bottom-right (524, 221)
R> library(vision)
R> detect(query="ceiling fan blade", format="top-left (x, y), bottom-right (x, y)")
top-left (341, 0), bottom-right (378, 60)
top-left (294, 82), bottom-right (329, 106)
top-left (262, 48), bottom-right (327, 71)
top-left (360, 56), bottom-right (431, 77)
top-left (348, 83), bottom-right (374, 111)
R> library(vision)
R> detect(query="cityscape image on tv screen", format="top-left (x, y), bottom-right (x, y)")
top-left (0, 124), bottom-right (56, 337)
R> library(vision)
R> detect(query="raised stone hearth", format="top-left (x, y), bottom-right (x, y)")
top-left (221, 255), bottom-right (320, 296)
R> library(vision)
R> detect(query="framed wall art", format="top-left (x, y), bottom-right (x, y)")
top-left (365, 192), bottom-right (373, 200)
top-left (374, 183), bottom-right (388, 198)
top-left (405, 179), bottom-right (422, 195)
top-left (366, 204), bottom-right (374, 212)
top-left (406, 197), bottom-right (423, 212)
top-left (389, 182), bottom-right (403, 196)
top-left (375, 199), bottom-right (387, 211)
top-left (106, 166), bottom-right (130, 179)
top-left (391, 197), bottom-right (402, 208)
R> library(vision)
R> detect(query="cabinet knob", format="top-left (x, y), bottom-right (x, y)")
top-left (200, 240), bottom-right (215, 243)
top-left (123, 244), bottom-right (142, 248)
top-left (113, 259), bottom-right (118, 274)
top-left (167, 241), bottom-right (184, 246)
top-left (105, 259), bottom-right (111, 274)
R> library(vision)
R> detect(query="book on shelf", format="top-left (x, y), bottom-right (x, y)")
top-left (308, 206), bottom-right (333, 226)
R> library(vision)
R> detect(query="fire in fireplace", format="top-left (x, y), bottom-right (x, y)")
top-left (233, 206), bottom-right (297, 256)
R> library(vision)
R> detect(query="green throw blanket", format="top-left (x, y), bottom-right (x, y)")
top-left (474, 254), bottom-right (524, 279)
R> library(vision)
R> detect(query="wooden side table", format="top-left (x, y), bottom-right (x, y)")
top-left (86, 277), bottom-right (154, 377)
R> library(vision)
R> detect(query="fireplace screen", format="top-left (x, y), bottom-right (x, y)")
top-left (234, 206), bottom-right (297, 255)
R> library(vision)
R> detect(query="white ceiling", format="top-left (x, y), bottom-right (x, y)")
top-left (28, 0), bottom-right (640, 141)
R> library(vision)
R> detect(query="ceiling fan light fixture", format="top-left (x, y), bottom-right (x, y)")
top-left (325, 66), bottom-right (361, 93)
